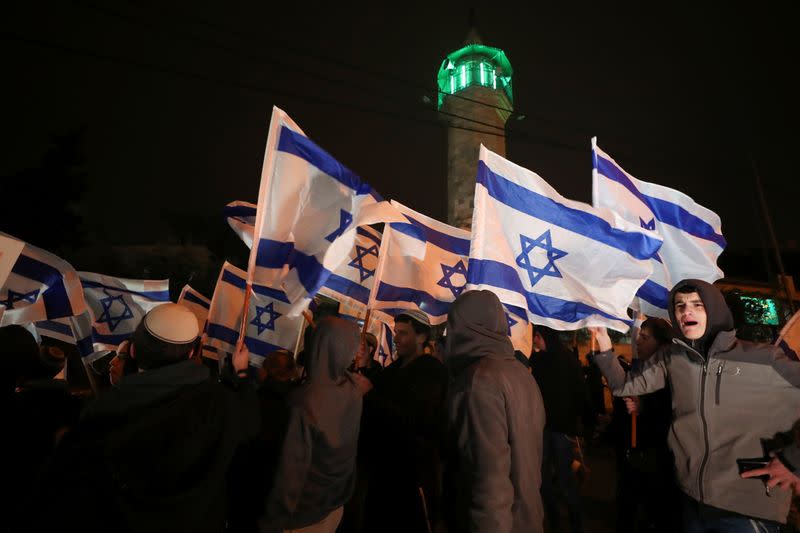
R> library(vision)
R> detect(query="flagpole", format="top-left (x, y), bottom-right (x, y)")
top-left (750, 153), bottom-right (796, 314)
top-left (292, 309), bottom-right (314, 360)
top-left (237, 284), bottom-right (253, 349)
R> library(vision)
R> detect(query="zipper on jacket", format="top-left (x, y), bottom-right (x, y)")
top-left (714, 361), bottom-right (725, 405)
top-left (697, 360), bottom-right (710, 502)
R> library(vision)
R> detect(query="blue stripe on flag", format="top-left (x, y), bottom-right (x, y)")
top-left (224, 204), bottom-right (257, 218)
top-left (594, 153), bottom-right (727, 248)
top-left (244, 336), bottom-right (284, 357)
top-left (12, 255), bottom-right (76, 319)
top-left (477, 161), bottom-right (662, 261)
top-left (324, 273), bottom-right (371, 304)
top-left (91, 330), bottom-right (133, 346)
top-left (256, 239), bottom-right (332, 298)
top-left (468, 258), bottom-right (632, 326)
top-left (505, 302), bottom-right (528, 321)
top-left (277, 126), bottom-right (378, 197)
top-left (36, 320), bottom-right (73, 336)
top-left (76, 337), bottom-right (94, 357)
top-left (252, 283), bottom-right (291, 304)
top-left (80, 280), bottom-right (170, 301)
top-left (42, 278), bottom-right (75, 319)
top-left (184, 291), bottom-right (210, 309)
top-left (391, 216), bottom-right (470, 255)
top-left (255, 239), bottom-right (295, 269)
top-left (356, 227), bottom-right (381, 246)
top-left (207, 323), bottom-right (239, 346)
top-left (221, 269), bottom-right (247, 290)
top-left (636, 279), bottom-right (670, 310)
top-left (375, 282), bottom-right (452, 317)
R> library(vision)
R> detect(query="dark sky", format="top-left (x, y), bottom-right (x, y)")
top-left (4, 2), bottom-right (799, 272)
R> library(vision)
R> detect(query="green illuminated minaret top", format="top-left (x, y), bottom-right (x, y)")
top-left (436, 31), bottom-right (513, 113)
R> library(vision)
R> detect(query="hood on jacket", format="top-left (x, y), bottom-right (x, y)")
top-left (668, 279), bottom-right (734, 354)
top-left (305, 316), bottom-right (360, 385)
top-left (445, 290), bottom-right (514, 373)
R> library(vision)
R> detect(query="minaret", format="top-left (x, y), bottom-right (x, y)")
top-left (438, 28), bottom-right (513, 230)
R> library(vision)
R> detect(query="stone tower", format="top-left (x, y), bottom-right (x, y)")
top-left (438, 29), bottom-right (513, 230)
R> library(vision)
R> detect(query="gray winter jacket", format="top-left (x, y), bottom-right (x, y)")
top-left (445, 290), bottom-right (546, 533)
top-left (594, 279), bottom-right (800, 523)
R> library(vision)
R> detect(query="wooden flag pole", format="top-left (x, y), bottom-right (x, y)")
top-left (631, 412), bottom-right (638, 449)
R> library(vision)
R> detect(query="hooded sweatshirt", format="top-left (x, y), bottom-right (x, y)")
top-left (594, 279), bottom-right (800, 523)
top-left (261, 317), bottom-right (362, 531)
top-left (444, 290), bottom-right (545, 533)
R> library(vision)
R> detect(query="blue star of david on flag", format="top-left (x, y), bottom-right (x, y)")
top-left (96, 291), bottom-right (134, 332)
top-left (437, 259), bottom-right (468, 298)
top-left (325, 209), bottom-right (353, 243)
top-left (640, 217), bottom-right (656, 231)
top-left (515, 230), bottom-right (568, 287)
top-left (348, 244), bottom-right (379, 282)
top-left (250, 302), bottom-right (281, 335)
top-left (505, 312), bottom-right (518, 336)
top-left (0, 288), bottom-right (40, 310)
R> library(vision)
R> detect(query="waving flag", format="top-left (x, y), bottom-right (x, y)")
top-left (0, 232), bottom-right (87, 326)
top-left (79, 272), bottom-right (170, 350)
top-left (367, 317), bottom-right (395, 367)
top-left (247, 107), bottom-right (402, 316)
top-left (369, 201), bottom-right (470, 325)
top-left (468, 146), bottom-right (663, 332)
top-left (592, 139), bottom-right (726, 318)
top-left (177, 285), bottom-right (211, 333)
top-left (205, 262), bottom-right (305, 369)
top-left (505, 303), bottom-right (533, 356)
top-left (225, 201), bottom-right (258, 249)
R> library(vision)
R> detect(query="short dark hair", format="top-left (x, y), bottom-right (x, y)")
top-left (675, 284), bottom-right (699, 295)
top-left (395, 314), bottom-right (431, 343)
top-left (641, 317), bottom-right (674, 346)
top-left (131, 321), bottom-right (196, 370)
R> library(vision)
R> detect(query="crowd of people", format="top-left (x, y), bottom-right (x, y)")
top-left (4, 280), bottom-right (800, 533)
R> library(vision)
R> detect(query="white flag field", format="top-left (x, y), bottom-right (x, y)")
top-left (468, 145), bottom-right (664, 332)
top-left (247, 106), bottom-right (403, 316)
top-left (592, 139), bottom-right (726, 318)
top-left (177, 284), bottom-right (211, 333)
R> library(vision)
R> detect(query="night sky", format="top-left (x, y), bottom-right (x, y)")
top-left (4, 2), bottom-right (799, 281)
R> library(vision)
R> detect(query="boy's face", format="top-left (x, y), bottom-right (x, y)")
top-left (674, 291), bottom-right (707, 340)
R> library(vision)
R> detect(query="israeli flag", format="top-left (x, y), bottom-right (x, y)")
top-left (177, 285), bottom-right (211, 333)
top-left (505, 303), bottom-right (533, 356)
top-left (225, 200), bottom-right (257, 249)
top-left (468, 146), bottom-right (663, 332)
top-left (369, 201), bottom-right (471, 326)
top-left (0, 232), bottom-right (87, 326)
top-left (367, 318), bottom-right (395, 367)
top-left (319, 225), bottom-right (382, 319)
top-left (223, 198), bottom-right (382, 321)
top-left (247, 107), bottom-right (402, 316)
top-left (79, 272), bottom-right (170, 351)
top-left (34, 312), bottom-right (96, 358)
top-left (205, 262), bottom-right (305, 369)
top-left (592, 139), bottom-right (726, 318)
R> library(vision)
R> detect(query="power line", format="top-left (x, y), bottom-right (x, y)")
top-left (1, 32), bottom-right (516, 142)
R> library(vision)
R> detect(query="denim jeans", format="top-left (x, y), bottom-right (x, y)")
top-left (541, 428), bottom-right (583, 533)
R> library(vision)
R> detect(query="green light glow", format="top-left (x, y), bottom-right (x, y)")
top-left (437, 43), bottom-right (513, 109)
top-left (740, 296), bottom-right (780, 326)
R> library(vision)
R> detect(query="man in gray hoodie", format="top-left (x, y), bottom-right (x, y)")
top-left (444, 290), bottom-right (546, 533)
top-left (260, 317), bottom-right (363, 533)
top-left (592, 279), bottom-right (800, 532)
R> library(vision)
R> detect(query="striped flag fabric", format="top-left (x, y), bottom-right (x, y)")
top-left (592, 138), bottom-right (726, 318)
top-left (205, 262), bottom-right (306, 369)
top-left (177, 284), bottom-right (211, 333)
top-left (0, 232), bottom-right (87, 326)
top-left (468, 145), bottom-right (663, 332)
top-left (79, 272), bottom-right (170, 351)
top-left (369, 201), bottom-right (470, 326)
top-left (247, 106), bottom-right (402, 316)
